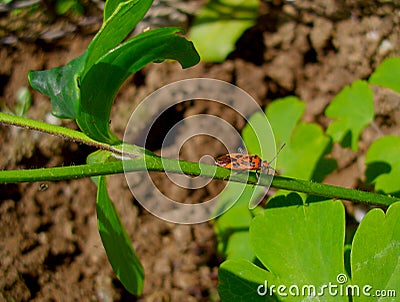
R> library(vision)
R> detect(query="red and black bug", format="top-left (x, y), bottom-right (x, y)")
top-left (215, 144), bottom-right (285, 173)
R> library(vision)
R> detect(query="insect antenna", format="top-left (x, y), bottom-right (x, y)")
top-left (268, 143), bottom-right (286, 165)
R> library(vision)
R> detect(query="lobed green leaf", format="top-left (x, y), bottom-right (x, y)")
top-left (365, 136), bottom-right (400, 196)
top-left (351, 202), bottom-right (400, 301)
top-left (218, 197), bottom-right (348, 301)
top-left (277, 122), bottom-right (332, 180)
top-left (369, 57), bottom-right (400, 93)
top-left (266, 96), bottom-right (333, 181)
top-left (242, 111), bottom-right (277, 160)
top-left (250, 199), bottom-right (346, 299)
top-left (325, 80), bottom-right (374, 151)
top-left (265, 96), bottom-right (305, 146)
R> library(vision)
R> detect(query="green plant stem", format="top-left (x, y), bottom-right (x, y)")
top-left (0, 112), bottom-right (125, 155)
top-left (1, 112), bottom-right (398, 207)
top-left (0, 154), bottom-right (398, 207)
top-left (271, 177), bottom-right (398, 206)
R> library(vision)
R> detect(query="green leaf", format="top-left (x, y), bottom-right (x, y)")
top-left (77, 27), bottom-right (200, 144)
top-left (104, 0), bottom-right (132, 21)
top-left (97, 176), bottom-right (144, 295)
top-left (88, 150), bottom-right (144, 294)
top-left (351, 202), bottom-right (400, 301)
top-left (28, 53), bottom-right (86, 119)
top-left (223, 230), bottom-right (254, 261)
top-left (325, 80), bottom-right (374, 151)
top-left (189, 0), bottom-right (258, 62)
top-left (216, 202), bottom-right (255, 261)
top-left (28, 0), bottom-right (153, 119)
top-left (278, 122), bottom-right (332, 180)
top-left (365, 136), bottom-right (400, 195)
top-left (251, 198), bottom-right (347, 301)
top-left (28, 0), bottom-right (199, 145)
top-left (265, 96), bottom-right (305, 147)
top-left (214, 109), bottom-right (278, 261)
top-left (242, 111), bottom-right (277, 160)
top-left (218, 258), bottom-right (275, 301)
top-left (369, 57), bottom-right (400, 93)
top-left (265, 97), bottom-right (332, 181)
top-left (214, 179), bottom-right (266, 261)
top-left (251, 199), bottom-right (346, 284)
top-left (218, 198), bottom-right (348, 301)
top-left (240, 111), bottom-right (277, 208)
top-left (86, 0), bottom-right (153, 72)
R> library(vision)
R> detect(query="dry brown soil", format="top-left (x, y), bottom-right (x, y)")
top-left (1, 0), bottom-right (400, 301)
